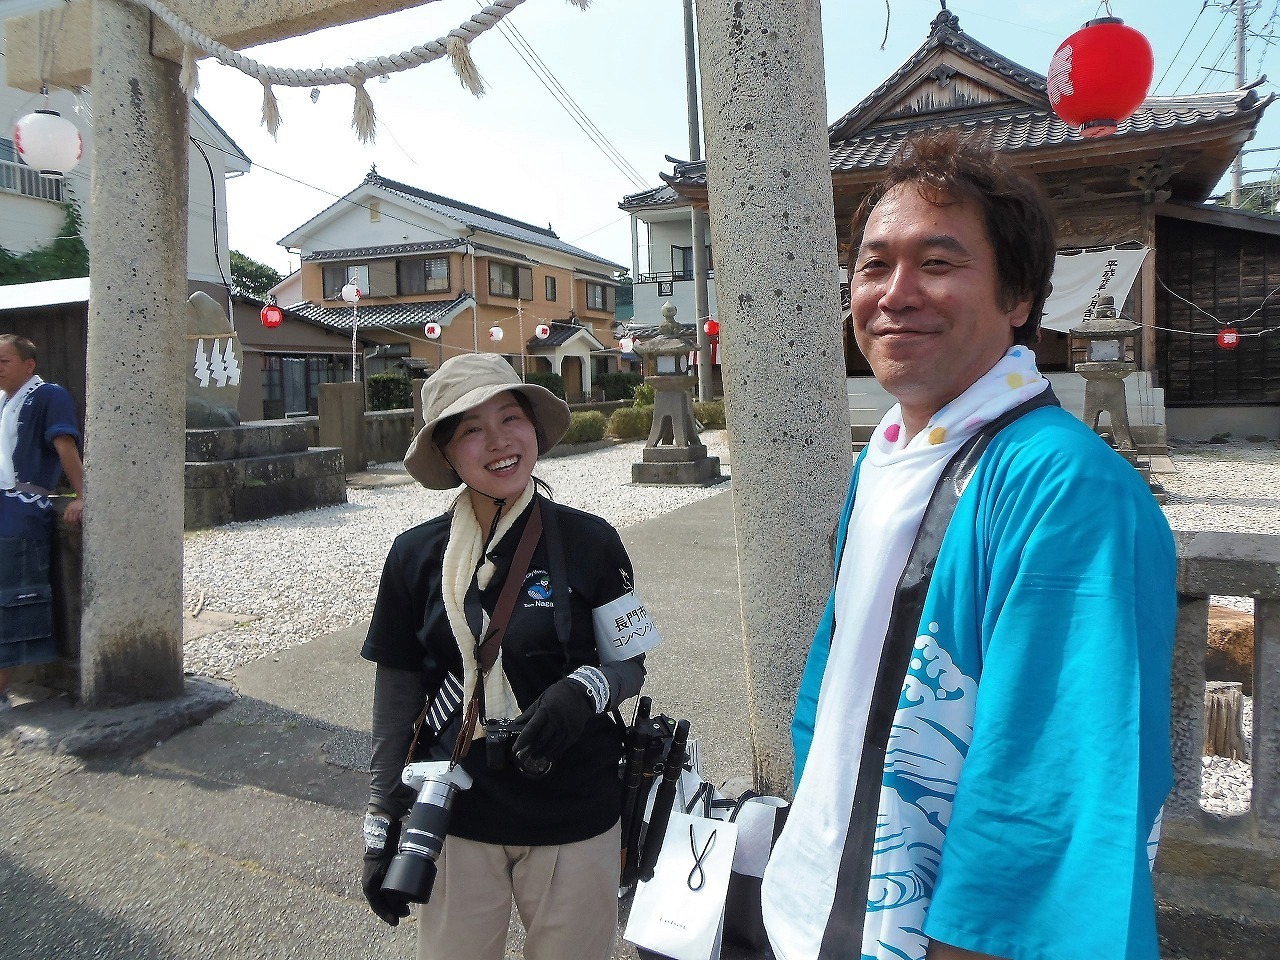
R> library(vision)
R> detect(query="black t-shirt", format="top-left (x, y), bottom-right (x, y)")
top-left (361, 495), bottom-right (634, 845)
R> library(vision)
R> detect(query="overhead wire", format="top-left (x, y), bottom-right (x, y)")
top-left (475, 0), bottom-right (648, 189)
top-left (1155, 2), bottom-right (1209, 93)
top-left (1172, 5), bottom-right (1231, 93)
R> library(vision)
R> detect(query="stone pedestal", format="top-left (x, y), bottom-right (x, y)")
top-left (632, 374), bottom-right (723, 486)
top-left (184, 422), bottom-right (347, 529)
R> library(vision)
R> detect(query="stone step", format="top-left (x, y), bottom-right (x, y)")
top-left (184, 447), bottom-right (347, 530)
top-left (186, 421), bottom-right (312, 462)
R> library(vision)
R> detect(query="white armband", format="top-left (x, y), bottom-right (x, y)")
top-left (591, 591), bottom-right (661, 663)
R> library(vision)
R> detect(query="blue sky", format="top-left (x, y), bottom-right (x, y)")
top-left (190, 0), bottom-right (1279, 278)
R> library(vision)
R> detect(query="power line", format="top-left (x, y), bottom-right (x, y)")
top-left (1155, 2), bottom-right (1209, 94)
top-left (1172, 5), bottom-right (1231, 93)
top-left (476, 1), bottom-right (648, 190)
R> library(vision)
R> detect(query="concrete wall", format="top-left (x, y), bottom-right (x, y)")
top-left (1167, 406), bottom-right (1280, 441)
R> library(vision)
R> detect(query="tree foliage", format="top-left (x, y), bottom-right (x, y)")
top-left (231, 249), bottom-right (284, 300)
top-left (0, 200), bottom-right (88, 285)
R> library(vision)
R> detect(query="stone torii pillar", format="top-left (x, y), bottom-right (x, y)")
top-left (695, 0), bottom-right (852, 795)
top-left (6, 0), bottom-right (427, 707)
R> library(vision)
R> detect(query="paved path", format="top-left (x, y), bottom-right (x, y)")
top-left (0, 491), bottom-right (748, 960)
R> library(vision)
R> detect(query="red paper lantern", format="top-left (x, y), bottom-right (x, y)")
top-left (1047, 18), bottom-right (1153, 138)
top-left (260, 303), bottom-right (284, 328)
top-left (1217, 328), bottom-right (1240, 350)
top-left (703, 319), bottom-right (720, 337)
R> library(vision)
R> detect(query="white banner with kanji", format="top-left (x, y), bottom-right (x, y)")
top-left (1040, 246), bottom-right (1148, 333)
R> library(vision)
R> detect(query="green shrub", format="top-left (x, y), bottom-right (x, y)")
top-left (526, 371), bottom-right (566, 400)
top-left (633, 383), bottom-right (655, 407)
top-left (562, 410), bottom-right (608, 445)
top-left (609, 405), bottom-right (653, 439)
top-left (597, 371), bottom-right (644, 402)
top-left (367, 373), bottom-right (412, 411)
top-left (693, 400), bottom-right (726, 429)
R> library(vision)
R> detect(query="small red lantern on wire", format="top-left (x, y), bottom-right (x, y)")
top-left (1047, 16), bottom-right (1154, 138)
top-left (260, 302), bottom-right (284, 328)
top-left (703, 318), bottom-right (720, 337)
top-left (1217, 328), bottom-right (1240, 350)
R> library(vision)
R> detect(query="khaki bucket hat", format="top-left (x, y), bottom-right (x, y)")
top-left (403, 352), bottom-right (571, 489)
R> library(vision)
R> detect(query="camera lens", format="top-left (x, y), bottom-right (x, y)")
top-left (515, 750), bottom-right (551, 778)
top-left (381, 778), bottom-right (458, 903)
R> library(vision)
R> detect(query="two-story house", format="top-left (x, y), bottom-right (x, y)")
top-left (274, 169), bottom-right (627, 402)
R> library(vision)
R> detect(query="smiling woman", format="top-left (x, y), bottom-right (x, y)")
top-left (358, 351), bottom-right (662, 960)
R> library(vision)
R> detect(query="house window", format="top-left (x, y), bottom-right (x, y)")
top-left (399, 257), bottom-right (451, 295)
top-left (672, 245), bottom-right (693, 280)
top-left (323, 264), bottom-right (369, 300)
top-left (489, 261), bottom-right (533, 300)
top-left (545, 275), bottom-right (557, 302)
top-left (586, 282), bottom-right (610, 312)
top-left (262, 353), bottom-right (356, 416)
top-left (368, 200), bottom-right (381, 222)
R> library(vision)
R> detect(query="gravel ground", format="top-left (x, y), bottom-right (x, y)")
top-left (182, 432), bottom-right (1276, 818)
top-left (182, 432), bottom-right (734, 679)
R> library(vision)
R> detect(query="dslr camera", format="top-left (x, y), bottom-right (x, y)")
top-left (380, 761), bottom-right (473, 905)
top-left (485, 717), bottom-right (551, 777)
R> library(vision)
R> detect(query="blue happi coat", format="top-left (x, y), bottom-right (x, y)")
top-left (791, 405), bottom-right (1176, 960)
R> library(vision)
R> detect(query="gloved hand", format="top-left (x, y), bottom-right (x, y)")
top-left (362, 812), bottom-right (411, 926)
top-left (513, 676), bottom-right (598, 770)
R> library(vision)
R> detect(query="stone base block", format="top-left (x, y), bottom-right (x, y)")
top-left (186, 421), bottom-right (312, 462)
top-left (632, 456), bottom-right (723, 485)
top-left (641, 443), bottom-right (709, 463)
top-left (185, 447), bottom-right (347, 529)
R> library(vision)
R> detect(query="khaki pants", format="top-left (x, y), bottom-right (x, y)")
top-left (417, 821), bottom-right (620, 960)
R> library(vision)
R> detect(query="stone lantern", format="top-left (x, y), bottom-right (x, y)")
top-left (1069, 294), bottom-right (1141, 458)
top-left (632, 303), bottom-right (723, 485)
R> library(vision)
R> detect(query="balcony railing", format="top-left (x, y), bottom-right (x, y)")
top-left (636, 270), bottom-right (717, 284)
top-left (0, 157), bottom-right (64, 203)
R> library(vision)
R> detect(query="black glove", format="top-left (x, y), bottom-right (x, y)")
top-left (362, 813), bottom-right (411, 926)
top-left (513, 676), bottom-right (598, 769)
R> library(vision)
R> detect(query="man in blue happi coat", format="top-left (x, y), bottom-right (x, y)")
top-left (0, 334), bottom-right (84, 710)
top-left (760, 134), bottom-right (1176, 960)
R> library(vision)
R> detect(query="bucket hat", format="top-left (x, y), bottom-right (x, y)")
top-left (403, 352), bottom-right (571, 489)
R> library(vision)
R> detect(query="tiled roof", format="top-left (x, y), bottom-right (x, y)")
top-left (283, 293), bottom-right (475, 331)
top-left (654, 8), bottom-right (1270, 197)
top-left (303, 239), bottom-right (462, 262)
top-left (366, 172), bottom-right (623, 270)
top-left (527, 322), bottom-right (606, 352)
top-left (828, 8), bottom-right (1047, 141)
top-left (618, 184), bottom-right (683, 212)
top-left (829, 91), bottom-right (1268, 171)
top-left (659, 89), bottom-right (1268, 189)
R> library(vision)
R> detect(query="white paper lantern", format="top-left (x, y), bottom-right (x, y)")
top-left (424, 322), bottom-right (442, 339)
top-left (535, 324), bottom-right (551, 340)
top-left (14, 109), bottom-right (83, 178)
top-left (619, 337), bottom-right (635, 353)
top-left (488, 325), bottom-right (505, 342)
top-left (341, 282), bottom-right (362, 304)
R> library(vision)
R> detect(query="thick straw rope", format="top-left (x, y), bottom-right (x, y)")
top-left (119, 0), bottom-right (591, 142)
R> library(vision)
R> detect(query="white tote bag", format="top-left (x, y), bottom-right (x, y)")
top-left (624, 811), bottom-right (738, 960)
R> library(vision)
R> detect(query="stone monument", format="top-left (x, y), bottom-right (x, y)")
top-left (632, 303), bottom-right (722, 485)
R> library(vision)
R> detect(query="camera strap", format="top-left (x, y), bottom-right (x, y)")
top-left (449, 499), bottom-right (545, 765)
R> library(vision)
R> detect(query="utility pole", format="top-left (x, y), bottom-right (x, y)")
top-left (683, 0), bottom-right (714, 401)
top-left (1234, 0), bottom-right (1247, 205)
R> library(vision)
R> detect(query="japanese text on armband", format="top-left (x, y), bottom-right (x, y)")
top-left (591, 591), bottom-right (662, 663)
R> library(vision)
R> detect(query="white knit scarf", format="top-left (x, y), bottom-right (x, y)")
top-left (0, 374), bottom-right (42, 489)
top-left (441, 480), bottom-right (537, 736)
